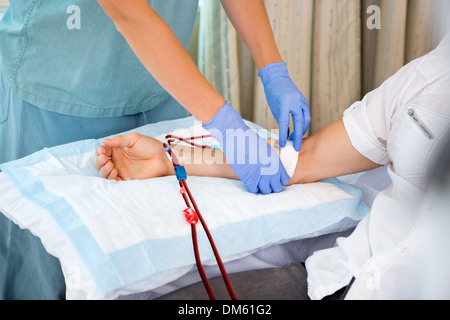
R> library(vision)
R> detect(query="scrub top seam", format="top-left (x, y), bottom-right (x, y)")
top-left (12, 0), bottom-right (37, 88)
top-left (9, 80), bottom-right (170, 118)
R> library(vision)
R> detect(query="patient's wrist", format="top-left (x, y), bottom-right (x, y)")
top-left (165, 155), bottom-right (175, 177)
top-left (163, 143), bottom-right (176, 177)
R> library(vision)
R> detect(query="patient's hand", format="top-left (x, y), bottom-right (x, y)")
top-left (95, 133), bottom-right (171, 180)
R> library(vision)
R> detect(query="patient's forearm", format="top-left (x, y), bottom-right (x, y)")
top-left (169, 145), bottom-right (238, 180)
top-left (168, 119), bottom-right (381, 185)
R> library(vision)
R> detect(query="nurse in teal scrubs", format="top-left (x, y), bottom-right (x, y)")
top-left (0, 0), bottom-right (310, 299)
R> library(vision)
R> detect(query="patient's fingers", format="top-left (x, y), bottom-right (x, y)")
top-left (96, 145), bottom-right (113, 159)
top-left (95, 154), bottom-right (108, 170)
top-left (99, 160), bottom-right (114, 179)
top-left (95, 146), bottom-right (105, 156)
top-left (108, 168), bottom-right (119, 180)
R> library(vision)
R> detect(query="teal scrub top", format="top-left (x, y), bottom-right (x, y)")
top-left (0, 0), bottom-right (199, 118)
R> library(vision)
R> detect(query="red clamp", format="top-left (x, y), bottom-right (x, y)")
top-left (183, 207), bottom-right (199, 224)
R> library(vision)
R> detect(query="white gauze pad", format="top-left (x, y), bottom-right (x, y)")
top-left (278, 140), bottom-right (299, 177)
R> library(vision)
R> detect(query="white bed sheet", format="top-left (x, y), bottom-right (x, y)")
top-left (0, 172), bottom-right (356, 300)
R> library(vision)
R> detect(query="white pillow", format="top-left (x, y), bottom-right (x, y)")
top-left (0, 117), bottom-right (369, 299)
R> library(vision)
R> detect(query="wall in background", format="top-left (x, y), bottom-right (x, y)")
top-left (0, 0), bottom-right (9, 9)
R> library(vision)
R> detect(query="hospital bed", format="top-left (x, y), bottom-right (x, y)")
top-left (0, 117), bottom-right (387, 300)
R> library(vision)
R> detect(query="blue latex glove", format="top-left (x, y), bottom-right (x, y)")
top-left (203, 101), bottom-right (290, 194)
top-left (258, 62), bottom-right (311, 152)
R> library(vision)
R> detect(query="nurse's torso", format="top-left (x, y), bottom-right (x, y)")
top-left (0, 0), bottom-right (199, 118)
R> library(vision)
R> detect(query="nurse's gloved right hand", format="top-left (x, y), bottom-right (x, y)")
top-left (203, 101), bottom-right (290, 194)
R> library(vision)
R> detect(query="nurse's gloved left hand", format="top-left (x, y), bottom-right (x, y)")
top-left (258, 62), bottom-right (311, 152)
top-left (203, 101), bottom-right (290, 194)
